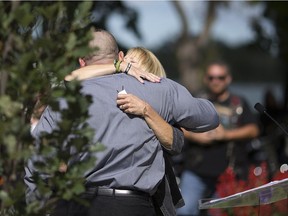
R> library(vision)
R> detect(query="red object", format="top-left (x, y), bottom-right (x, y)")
top-left (209, 162), bottom-right (288, 216)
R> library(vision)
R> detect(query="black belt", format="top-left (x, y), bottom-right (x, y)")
top-left (81, 186), bottom-right (150, 199)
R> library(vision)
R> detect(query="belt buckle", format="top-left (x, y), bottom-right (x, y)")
top-left (114, 189), bottom-right (131, 195)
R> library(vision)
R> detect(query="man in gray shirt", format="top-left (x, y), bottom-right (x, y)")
top-left (25, 29), bottom-right (219, 216)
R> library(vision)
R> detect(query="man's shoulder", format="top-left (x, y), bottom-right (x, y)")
top-left (161, 77), bottom-right (179, 84)
top-left (80, 75), bottom-right (187, 94)
top-left (81, 74), bottom-right (115, 83)
top-left (159, 77), bottom-right (187, 89)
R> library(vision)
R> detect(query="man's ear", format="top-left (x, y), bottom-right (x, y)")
top-left (79, 58), bottom-right (86, 67)
top-left (118, 51), bottom-right (125, 61)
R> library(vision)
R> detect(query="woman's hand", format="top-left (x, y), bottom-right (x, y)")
top-left (117, 93), bottom-right (174, 150)
top-left (116, 94), bottom-right (147, 117)
top-left (120, 61), bottom-right (161, 84)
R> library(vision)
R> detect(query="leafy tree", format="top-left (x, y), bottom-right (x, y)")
top-left (0, 1), bottom-right (139, 215)
top-left (169, 1), bottom-right (224, 93)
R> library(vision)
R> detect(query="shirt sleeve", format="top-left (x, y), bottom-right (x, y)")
top-left (169, 80), bottom-right (219, 132)
top-left (24, 154), bottom-right (51, 204)
top-left (25, 105), bottom-right (61, 203)
top-left (162, 126), bottom-right (184, 155)
top-left (31, 105), bottom-right (61, 138)
top-left (24, 158), bottom-right (38, 203)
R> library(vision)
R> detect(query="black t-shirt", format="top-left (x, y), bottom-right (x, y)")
top-left (184, 94), bottom-right (257, 179)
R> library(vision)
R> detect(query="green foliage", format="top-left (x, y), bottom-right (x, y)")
top-left (0, 1), bottom-right (105, 215)
top-left (0, 1), bottom-right (141, 214)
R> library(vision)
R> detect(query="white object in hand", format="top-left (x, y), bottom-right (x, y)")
top-left (118, 89), bottom-right (127, 95)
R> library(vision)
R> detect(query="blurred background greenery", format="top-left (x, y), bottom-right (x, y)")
top-left (108, 1), bottom-right (287, 108)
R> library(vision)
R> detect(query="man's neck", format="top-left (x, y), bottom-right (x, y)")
top-left (88, 58), bottom-right (114, 65)
top-left (86, 54), bottom-right (115, 65)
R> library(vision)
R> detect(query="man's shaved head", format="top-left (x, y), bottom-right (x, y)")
top-left (84, 29), bottom-right (119, 65)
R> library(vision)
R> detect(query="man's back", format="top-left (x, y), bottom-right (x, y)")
top-left (80, 73), bottom-right (218, 193)
top-left (82, 74), bottom-right (169, 194)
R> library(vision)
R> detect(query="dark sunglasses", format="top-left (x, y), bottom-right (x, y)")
top-left (207, 75), bottom-right (226, 81)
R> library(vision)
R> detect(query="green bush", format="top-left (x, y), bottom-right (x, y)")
top-left (0, 1), bottom-right (103, 215)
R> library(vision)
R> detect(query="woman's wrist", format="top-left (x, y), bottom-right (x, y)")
top-left (142, 103), bottom-right (148, 118)
top-left (142, 103), bottom-right (154, 120)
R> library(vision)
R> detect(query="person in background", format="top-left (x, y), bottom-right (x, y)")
top-left (177, 60), bottom-right (259, 216)
top-left (25, 29), bottom-right (219, 216)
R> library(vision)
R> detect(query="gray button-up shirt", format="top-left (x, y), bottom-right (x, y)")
top-left (25, 74), bottom-right (219, 200)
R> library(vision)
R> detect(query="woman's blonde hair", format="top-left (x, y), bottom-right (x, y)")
top-left (126, 47), bottom-right (166, 78)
